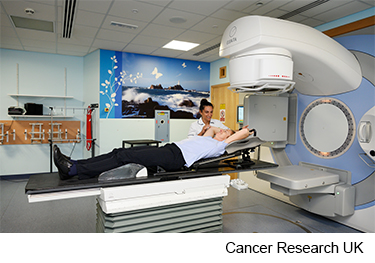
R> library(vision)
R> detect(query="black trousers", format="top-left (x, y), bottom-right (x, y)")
top-left (76, 143), bottom-right (186, 179)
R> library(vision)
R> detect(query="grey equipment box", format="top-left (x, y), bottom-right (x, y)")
top-left (155, 110), bottom-right (170, 142)
top-left (257, 165), bottom-right (339, 192)
top-left (257, 162), bottom-right (355, 217)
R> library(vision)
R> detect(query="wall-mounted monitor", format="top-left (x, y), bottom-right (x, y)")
top-left (237, 105), bottom-right (244, 123)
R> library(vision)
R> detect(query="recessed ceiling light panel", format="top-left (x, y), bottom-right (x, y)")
top-left (10, 15), bottom-right (54, 32)
top-left (163, 40), bottom-right (199, 51)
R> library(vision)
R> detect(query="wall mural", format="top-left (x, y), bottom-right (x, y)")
top-left (100, 50), bottom-right (210, 119)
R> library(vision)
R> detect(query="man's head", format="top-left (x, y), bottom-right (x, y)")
top-left (213, 129), bottom-right (235, 141)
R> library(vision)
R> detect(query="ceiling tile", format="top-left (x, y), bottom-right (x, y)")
top-left (100, 15), bottom-right (149, 32)
top-left (70, 24), bottom-right (99, 38)
top-left (299, 0), bottom-right (353, 19)
top-left (25, 45), bottom-right (56, 54)
top-left (17, 27), bottom-right (56, 41)
top-left (57, 35), bottom-right (94, 46)
top-left (22, 38), bottom-right (56, 49)
top-left (0, 25), bottom-right (18, 37)
top-left (141, 24), bottom-right (186, 38)
top-left (74, 9), bottom-right (106, 27)
top-left (210, 8), bottom-right (247, 21)
top-left (137, 0), bottom-right (173, 7)
top-left (176, 41), bottom-right (219, 60)
top-left (222, 1), bottom-right (255, 12)
top-left (201, 35), bottom-right (222, 46)
top-left (0, 36), bottom-right (23, 49)
top-left (358, 0), bottom-right (375, 6)
top-left (200, 55), bottom-right (221, 62)
top-left (264, 9), bottom-right (289, 18)
top-left (152, 7), bottom-right (206, 29)
top-left (261, 0), bottom-right (300, 15)
top-left (130, 34), bottom-right (170, 47)
top-left (108, 0), bottom-right (165, 23)
top-left (77, 0), bottom-right (113, 14)
top-left (285, 14), bottom-right (312, 23)
top-left (123, 43), bottom-right (158, 54)
top-left (313, 1), bottom-right (372, 22)
top-left (175, 30), bottom-right (218, 44)
top-left (150, 47), bottom-right (185, 58)
top-left (191, 50), bottom-right (221, 62)
top-left (96, 28), bottom-right (136, 43)
top-left (91, 38), bottom-right (127, 51)
top-left (189, 16), bottom-right (231, 34)
top-left (278, 0), bottom-right (317, 12)
top-left (243, 0), bottom-right (282, 15)
top-left (299, 17), bottom-right (326, 28)
top-left (168, 0), bottom-right (230, 16)
top-left (1, 13), bottom-right (14, 27)
top-left (176, 53), bottom-right (203, 61)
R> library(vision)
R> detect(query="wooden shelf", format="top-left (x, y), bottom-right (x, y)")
top-left (8, 94), bottom-right (73, 99)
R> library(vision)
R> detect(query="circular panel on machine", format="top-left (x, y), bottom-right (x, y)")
top-left (300, 98), bottom-right (356, 159)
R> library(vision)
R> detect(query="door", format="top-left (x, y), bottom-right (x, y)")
top-left (211, 82), bottom-right (239, 131)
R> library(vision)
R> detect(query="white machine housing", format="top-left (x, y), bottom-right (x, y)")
top-left (219, 16), bottom-right (362, 95)
top-left (226, 47), bottom-right (295, 93)
top-left (257, 162), bottom-right (355, 217)
top-left (358, 106), bottom-right (375, 166)
top-left (243, 93), bottom-right (298, 148)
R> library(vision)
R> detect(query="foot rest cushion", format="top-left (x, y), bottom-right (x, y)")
top-left (98, 163), bottom-right (147, 182)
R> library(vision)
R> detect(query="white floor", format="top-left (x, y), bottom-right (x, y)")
top-left (0, 176), bottom-right (361, 233)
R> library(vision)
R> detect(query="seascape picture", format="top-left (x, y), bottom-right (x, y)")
top-left (100, 50), bottom-right (210, 119)
top-left (122, 86), bottom-right (209, 119)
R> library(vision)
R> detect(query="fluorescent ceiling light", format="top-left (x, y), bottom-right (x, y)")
top-left (163, 40), bottom-right (199, 51)
top-left (10, 15), bottom-right (54, 32)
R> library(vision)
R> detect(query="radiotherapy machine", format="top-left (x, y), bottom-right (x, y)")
top-left (219, 15), bottom-right (374, 232)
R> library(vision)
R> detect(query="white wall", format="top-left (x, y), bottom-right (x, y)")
top-left (210, 57), bottom-right (229, 86)
top-left (99, 118), bottom-right (195, 154)
top-left (82, 50), bottom-right (100, 159)
top-left (0, 49), bottom-right (84, 176)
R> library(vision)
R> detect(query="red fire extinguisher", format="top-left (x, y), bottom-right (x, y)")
top-left (86, 106), bottom-right (93, 151)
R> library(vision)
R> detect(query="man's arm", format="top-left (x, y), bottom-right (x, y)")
top-left (198, 124), bottom-right (211, 136)
top-left (224, 128), bottom-right (254, 144)
top-left (203, 126), bottom-right (221, 138)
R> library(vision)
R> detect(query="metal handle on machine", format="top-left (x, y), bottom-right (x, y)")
top-left (358, 121), bottom-right (372, 143)
top-left (358, 153), bottom-right (375, 168)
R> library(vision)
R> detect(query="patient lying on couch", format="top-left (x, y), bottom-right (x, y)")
top-left (53, 127), bottom-right (254, 180)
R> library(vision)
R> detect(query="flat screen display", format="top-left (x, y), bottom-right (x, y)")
top-left (237, 105), bottom-right (244, 123)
